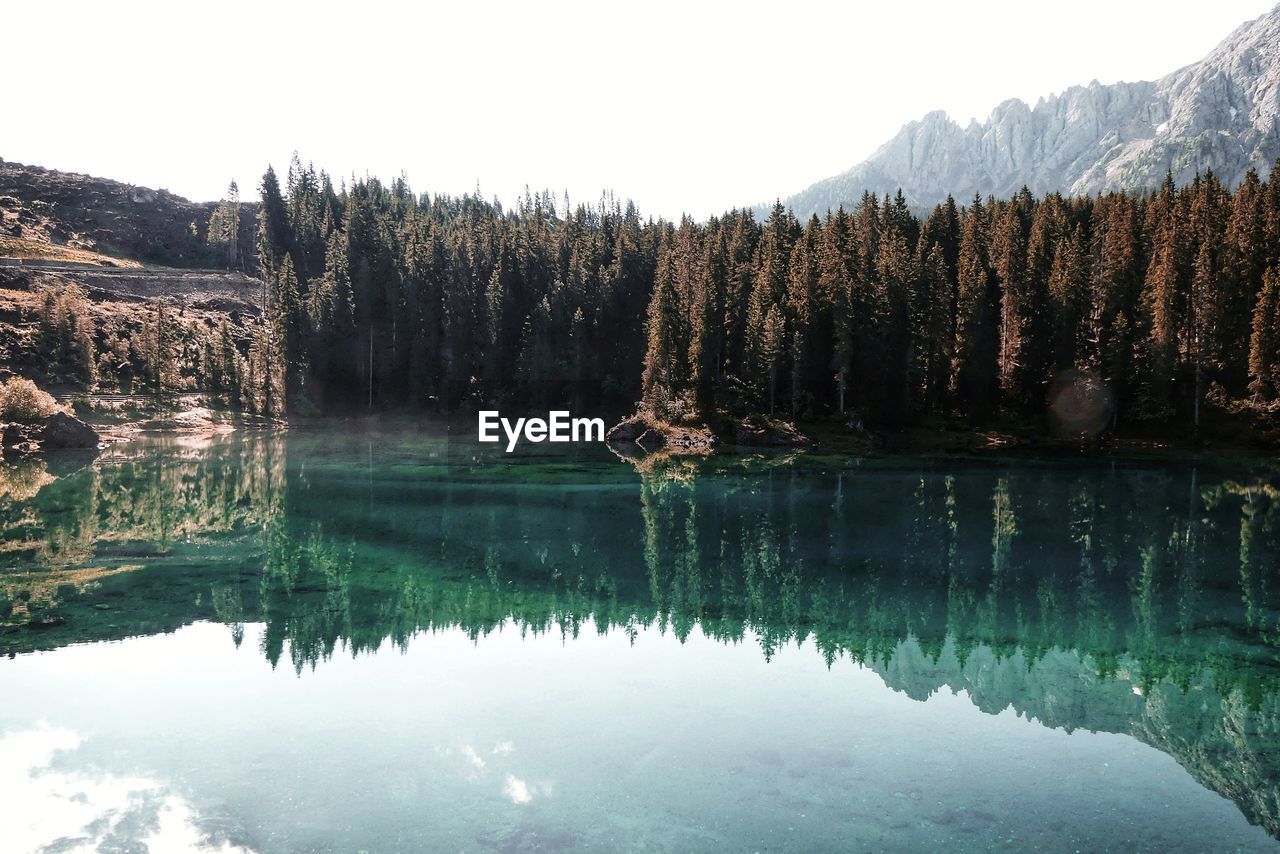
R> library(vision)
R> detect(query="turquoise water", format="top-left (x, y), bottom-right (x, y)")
top-left (2, 430), bottom-right (1279, 852)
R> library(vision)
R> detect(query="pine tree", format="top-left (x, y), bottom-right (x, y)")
top-left (1187, 171), bottom-right (1231, 401)
top-left (1248, 264), bottom-right (1280, 401)
top-left (745, 204), bottom-right (799, 409)
top-left (918, 246), bottom-right (952, 413)
top-left (991, 203), bottom-right (1031, 407)
top-left (952, 199), bottom-right (999, 419)
top-left (1021, 195), bottom-right (1066, 399)
top-left (206, 180), bottom-right (241, 268)
top-left (786, 218), bottom-right (820, 417)
top-left (872, 227), bottom-right (916, 424)
top-left (1086, 193), bottom-right (1141, 422)
top-left (286, 155), bottom-right (326, 280)
top-left (248, 319), bottom-right (282, 416)
top-left (134, 301), bottom-right (181, 397)
top-left (1190, 240), bottom-right (1215, 430)
top-left (207, 318), bottom-right (241, 401)
top-left (1138, 217), bottom-right (1182, 418)
top-left (1046, 225), bottom-right (1089, 372)
top-left (257, 166), bottom-right (290, 280)
top-left (760, 304), bottom-right (785, 416)
top-left (1221, 168), bottom-right (1266, 391)
top-left (272, 254), bottom-right (305, 410)
top-left (642, 233), bottom-right (681, 416)
top-left (689, 219), bottom-right (723, 415)
top-left (820, 208), bottom-right (857, 413)
top-left (721, 211), bottom-right (758, 381)
top-left (665, 218), bottom-right (704, 414)
top-left (37, 284), bottom-right (96, 386)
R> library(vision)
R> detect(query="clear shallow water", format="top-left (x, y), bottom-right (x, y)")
top-left (2, 431), bottom-right (1280, 852)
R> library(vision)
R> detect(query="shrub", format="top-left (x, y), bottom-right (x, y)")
top-left (0, 377), bottom-right (64, 422)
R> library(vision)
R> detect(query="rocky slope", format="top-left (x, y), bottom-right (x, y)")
top-left (772, 5), bottom-right (1280, 216)
top-left (0, 162), bottom-right (263, 402)
top-left (0, 159), bottom-right (256, 268)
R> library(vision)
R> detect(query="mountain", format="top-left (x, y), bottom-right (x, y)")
top-left (769, 5), bottom-right (1280, 217)
top-left (0, 158), bottom-right (255, 269)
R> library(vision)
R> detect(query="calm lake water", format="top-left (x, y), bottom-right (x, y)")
top-left (2, 429), bottom-right (1280, 852)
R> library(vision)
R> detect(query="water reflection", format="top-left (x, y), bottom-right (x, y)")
top-left (2, 432), bottom-right (1280, 839)
top-left (1, 724), bottom-right (252, 853)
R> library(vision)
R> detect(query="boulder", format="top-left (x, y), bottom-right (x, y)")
top-left (36, 411), bottom-right (99, 449)
top-left (2, 422), bottom-right (34, 447)
top-left (634, 428), bottom-right (666, 450)
top-left (731, 416), bottom-right (812, 448)
top-left (665, 425), bottom-right (716, 451)
top-left (606, 416), bottom-right (648, 443)
top-left (606, 413), bottom-right (716, 454)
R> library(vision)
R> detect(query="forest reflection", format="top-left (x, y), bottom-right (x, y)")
top-left (2, 432), bottom-right (1280, 836)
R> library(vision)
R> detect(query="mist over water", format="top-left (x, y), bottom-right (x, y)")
top-left (2, 431), bottom-right (1280, 851)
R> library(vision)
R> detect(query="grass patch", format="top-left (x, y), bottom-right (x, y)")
top-left (0, 236), bottom-right (142, 268)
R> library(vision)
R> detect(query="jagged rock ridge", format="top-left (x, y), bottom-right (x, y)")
top-left (771, 5), bottom-right (1280, 217)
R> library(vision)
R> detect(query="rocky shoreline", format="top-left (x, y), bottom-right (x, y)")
top-left (605, 411), bottom-right (823, 456)
top-left (2, 410), bottom-right (100, 453)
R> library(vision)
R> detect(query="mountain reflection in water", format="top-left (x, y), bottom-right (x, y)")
top-left (2, 431), bottom-right (1280, 846)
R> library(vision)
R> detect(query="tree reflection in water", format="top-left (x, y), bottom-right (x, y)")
top-left (2, 432), bottom-right (1280, 836)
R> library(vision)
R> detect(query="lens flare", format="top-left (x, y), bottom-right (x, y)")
top-left (1048, 369), bottom-right (1114, 437)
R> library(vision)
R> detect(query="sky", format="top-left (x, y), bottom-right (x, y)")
top-left (6, 0), bottom-right (1275, 219)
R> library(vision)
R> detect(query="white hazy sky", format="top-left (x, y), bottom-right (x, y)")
top-left (6, 0), bottom-right (1275, 219)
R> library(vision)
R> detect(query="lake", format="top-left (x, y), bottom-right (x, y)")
top-left (2, 429), bottom-right (1279, 852)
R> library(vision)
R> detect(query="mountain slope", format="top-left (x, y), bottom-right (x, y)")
top-left (772, 5), bottom-right (1280, 217)
top-left (0, 159), bottom-right (256, 269)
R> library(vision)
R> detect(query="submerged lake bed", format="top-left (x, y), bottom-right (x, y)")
top-left (2, 430), bottom-right (1280, 852)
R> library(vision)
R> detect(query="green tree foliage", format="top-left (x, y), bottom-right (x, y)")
top-left (37, 158), bottom-right (1279, 430)
top-left (1249, 264), bottom-right (1280, 401)
top-left (250, 169), bottom-right (666, 416)
top-left (256, 165), bottom-right (290, 280)
top-left (820, 208), bottom-right (858, 413)
top-left (625, 164), bottom-right (1280, 429)
top-left (27, 153), bottom-right (1280, 432)
top-left (952, 197), bottom-right (999, 419)
top-left (131, 301), bottom-right (182, 395)
top-left (37, 284), bottom-right (96, 385)
top-left (206, 180), bottom-right (242, 269)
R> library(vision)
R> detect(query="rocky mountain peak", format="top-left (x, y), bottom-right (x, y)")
top-left (769, 5), bottom-right (1280, 217)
